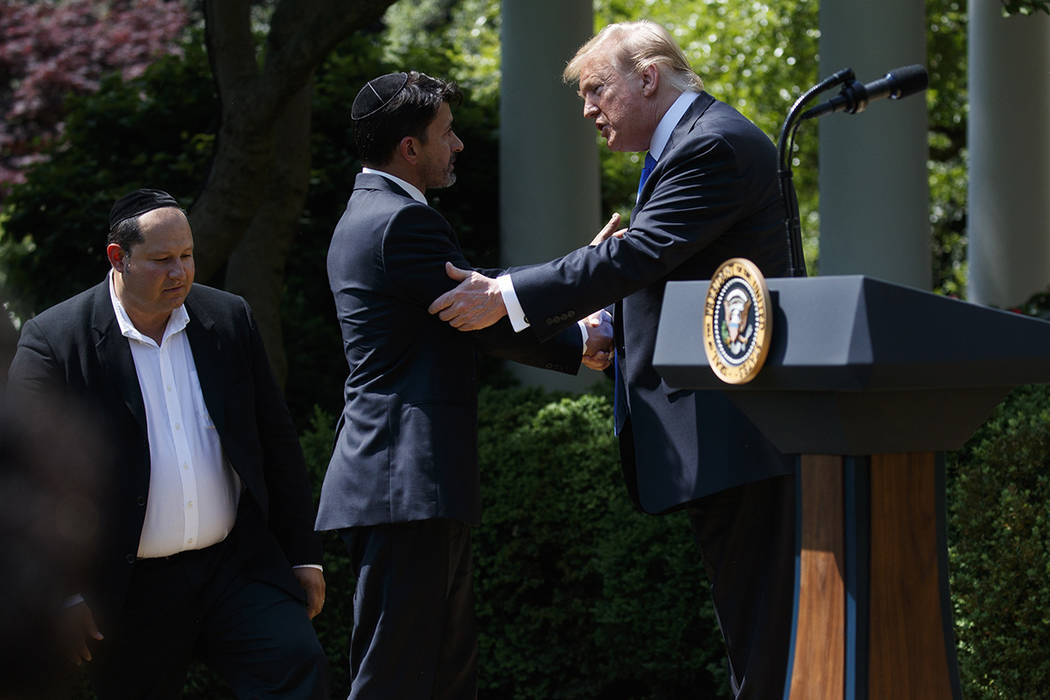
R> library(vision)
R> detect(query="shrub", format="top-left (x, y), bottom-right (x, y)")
top-left (310, 385), bottom-right (729, 699)
top-left (947, 383), bottom-right (1050, 698)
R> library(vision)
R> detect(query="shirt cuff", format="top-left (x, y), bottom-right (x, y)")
top-left (64, 593), bottom-right (86, 608)
top-left (578, 320), bottom-right (589, 354)
top-left (293, 564), bottom-right (323, 572)
top-left (498, 274), bottom-right (529, 332)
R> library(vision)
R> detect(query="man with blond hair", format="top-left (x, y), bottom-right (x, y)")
top-left (429, 21), bottom-right (795, 698)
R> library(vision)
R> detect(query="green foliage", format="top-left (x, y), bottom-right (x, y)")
top-left (927, 0), bottom-right (968, 296)
top-left (472, 385), bottom-right (726, 699)
top-left (1001, 0), bottom-right (1050, 15)
top-left (1015, 286), bottom-right (1050, 321)
top-left (301, 386), bottom-right (727, 699)
top-left (947, 384), bottom-right (1050, 697)
top-left (0, 31), bottom-right (216, 319)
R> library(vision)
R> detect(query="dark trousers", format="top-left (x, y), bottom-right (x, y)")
top-left (688, 474), bottom-right (796, 700)
top-left (340, 519), bottom-right (477, 700)
top-left (89, 507), bottom-right (328, 700)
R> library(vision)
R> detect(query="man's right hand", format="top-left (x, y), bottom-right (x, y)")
top-left (63, 601), bottom-right (103, 665)
top-left (582, 309), bottom-right (613, 371)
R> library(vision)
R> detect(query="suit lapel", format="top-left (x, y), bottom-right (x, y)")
top-left (184, 291), bottom-right (226, 434)
top-left (91, 281), bottom-right (147, 433)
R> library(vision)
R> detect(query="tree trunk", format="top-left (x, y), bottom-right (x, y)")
top-left (224, 77), bottom-right (314, 388)
top-left (191, 0), bottom-right (396, 381)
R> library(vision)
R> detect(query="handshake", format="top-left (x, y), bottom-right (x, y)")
top-left (582, 309), bottom-right (614, 372)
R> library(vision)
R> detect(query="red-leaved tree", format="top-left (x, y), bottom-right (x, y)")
top-left (0, 0), bottom-right (188, 197)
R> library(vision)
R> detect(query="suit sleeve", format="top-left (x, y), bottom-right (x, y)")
top-left (6, 318), bottom-right (61, 399)
top-left (512, 134), bottom-right (750, 341)
top-left (382, 203), bottom-right (583, 373)
top-left (241, 299), bottom-right (324, 566)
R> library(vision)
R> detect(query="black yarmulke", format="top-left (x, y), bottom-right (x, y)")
top-left (351, 72), bottom-right (409, 121)
top-left (109, 188), bottom-right (180, 229)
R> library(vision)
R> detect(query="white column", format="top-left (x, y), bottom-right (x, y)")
top-left (967, 6), bottom-right (1050, 307)
top-left (817, 0), bottom-right (930, 289)
top-left (500, 0), bottom-right (601, 391)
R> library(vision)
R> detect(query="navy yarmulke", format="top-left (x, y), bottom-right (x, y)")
top-left (351, 72), bottom-right (409, 121)
top-left (109, 188), bottom-right (180, 229)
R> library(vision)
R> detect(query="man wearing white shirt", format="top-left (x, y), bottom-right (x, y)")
top-left (429, 21), bottom-right (796, 699)
top-left (8, 188), bottom-right (328, 699)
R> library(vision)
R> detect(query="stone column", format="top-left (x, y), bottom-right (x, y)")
top-left (967, 6), bottom-right (1050, 307)
top-left (500, 0), bottom-right (601, 391)
top-left (817, 0), bottom-right (930, 289)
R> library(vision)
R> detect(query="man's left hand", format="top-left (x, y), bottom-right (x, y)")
top-left (293, 567), bottom-right (325, 620)
top-left (428, 262), bottom-right (508, 330)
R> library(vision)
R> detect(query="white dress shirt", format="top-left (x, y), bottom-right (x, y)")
top-left (109, 271), bottom-right (241, 559)
top-left (500, 91), bottom-right (701, 332)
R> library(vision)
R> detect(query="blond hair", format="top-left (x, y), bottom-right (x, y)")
top-left (563, 20), bottom-right (703, 93)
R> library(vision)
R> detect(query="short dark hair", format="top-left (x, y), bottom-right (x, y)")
top-left (106, 206), bottom-right (186, 253)
top-left (353, 71), bottom-right (462, 167)
top-left (107, 216), bottom-right (144, 252)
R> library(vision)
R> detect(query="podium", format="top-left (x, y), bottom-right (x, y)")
top-left (653, 275), bottom-right (1050, 699)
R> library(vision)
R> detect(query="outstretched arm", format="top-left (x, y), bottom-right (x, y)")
top-left (427, 263), bottom-right (507, 331)
top-left (429, 212), bottom-right (624, 331)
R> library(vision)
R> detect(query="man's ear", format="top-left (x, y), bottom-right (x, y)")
top-left (398, 136), bottom-right (419, 164)
top-left (640, 64), bottom-right (660, 97)
top-left (106, 243), bottom-right (127, 272)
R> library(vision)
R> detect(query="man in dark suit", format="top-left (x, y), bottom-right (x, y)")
top-left (428, 21), bottom-right (796, 699)
top-left (7, 189), bottom-right (328, 698)
top-left (316, 71), bottom-right (612, 699)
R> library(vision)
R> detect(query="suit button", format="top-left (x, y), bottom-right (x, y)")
top-left (567, 310), bottom-right (576, 318)
top-left (136, 496), bottom-right (146, 506)
top-left (126, 554), bottom-right (136, 564)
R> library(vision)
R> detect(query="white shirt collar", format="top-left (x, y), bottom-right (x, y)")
top-left (649, 91), bottom-right (701, 161)
top-left (362, 167), bottom-right (427, 205)
top-left (108, 269), bottom-right (190, 346)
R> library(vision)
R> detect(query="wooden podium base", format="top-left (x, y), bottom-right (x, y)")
top-left (786, 453), bottom-right (961, 699)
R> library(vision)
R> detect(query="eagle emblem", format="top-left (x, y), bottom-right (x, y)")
top-left (702, 258), bottom-right (772, 384)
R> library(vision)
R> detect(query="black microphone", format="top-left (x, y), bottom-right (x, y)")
top-left (800, 64), bottom-right (928, 121)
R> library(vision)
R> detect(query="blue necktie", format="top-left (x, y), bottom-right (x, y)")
top-left (636, 151), bottom-right (657, 200)
top-left (615, 152), bottom-right (658, 435)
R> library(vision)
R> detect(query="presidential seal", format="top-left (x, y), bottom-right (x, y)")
top-left (702, 258), bottom-right (772, 384)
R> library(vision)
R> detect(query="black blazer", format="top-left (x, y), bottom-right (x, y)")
top-left (7, 280), bottom-right (322, 619)
top-left (315, 173), bottom-right (582, 531)
top-left (510, 93), bottom-right (794, 514)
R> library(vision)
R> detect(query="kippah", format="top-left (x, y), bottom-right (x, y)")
top-left (109, 188), bottom-right (180, 229)
top-left (351, 72), bottom-right (409, 121)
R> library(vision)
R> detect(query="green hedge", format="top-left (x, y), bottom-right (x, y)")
top-left (67, 383), bottom-right (1050, 699)
top-left (303, 386), bottom-right (729, 699)
top-left (947, 383), bottom-right (1050, 698)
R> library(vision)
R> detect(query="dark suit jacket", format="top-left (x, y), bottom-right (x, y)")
top-left (510, 92), bottom-right (794, 514)
top-left (315, 173), bottom-right (582, 531)
top-left (7, 281), bottom-right (322, 621)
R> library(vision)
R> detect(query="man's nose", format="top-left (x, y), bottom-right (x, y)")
top-left (583, 99), bottom-right (599, 118)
